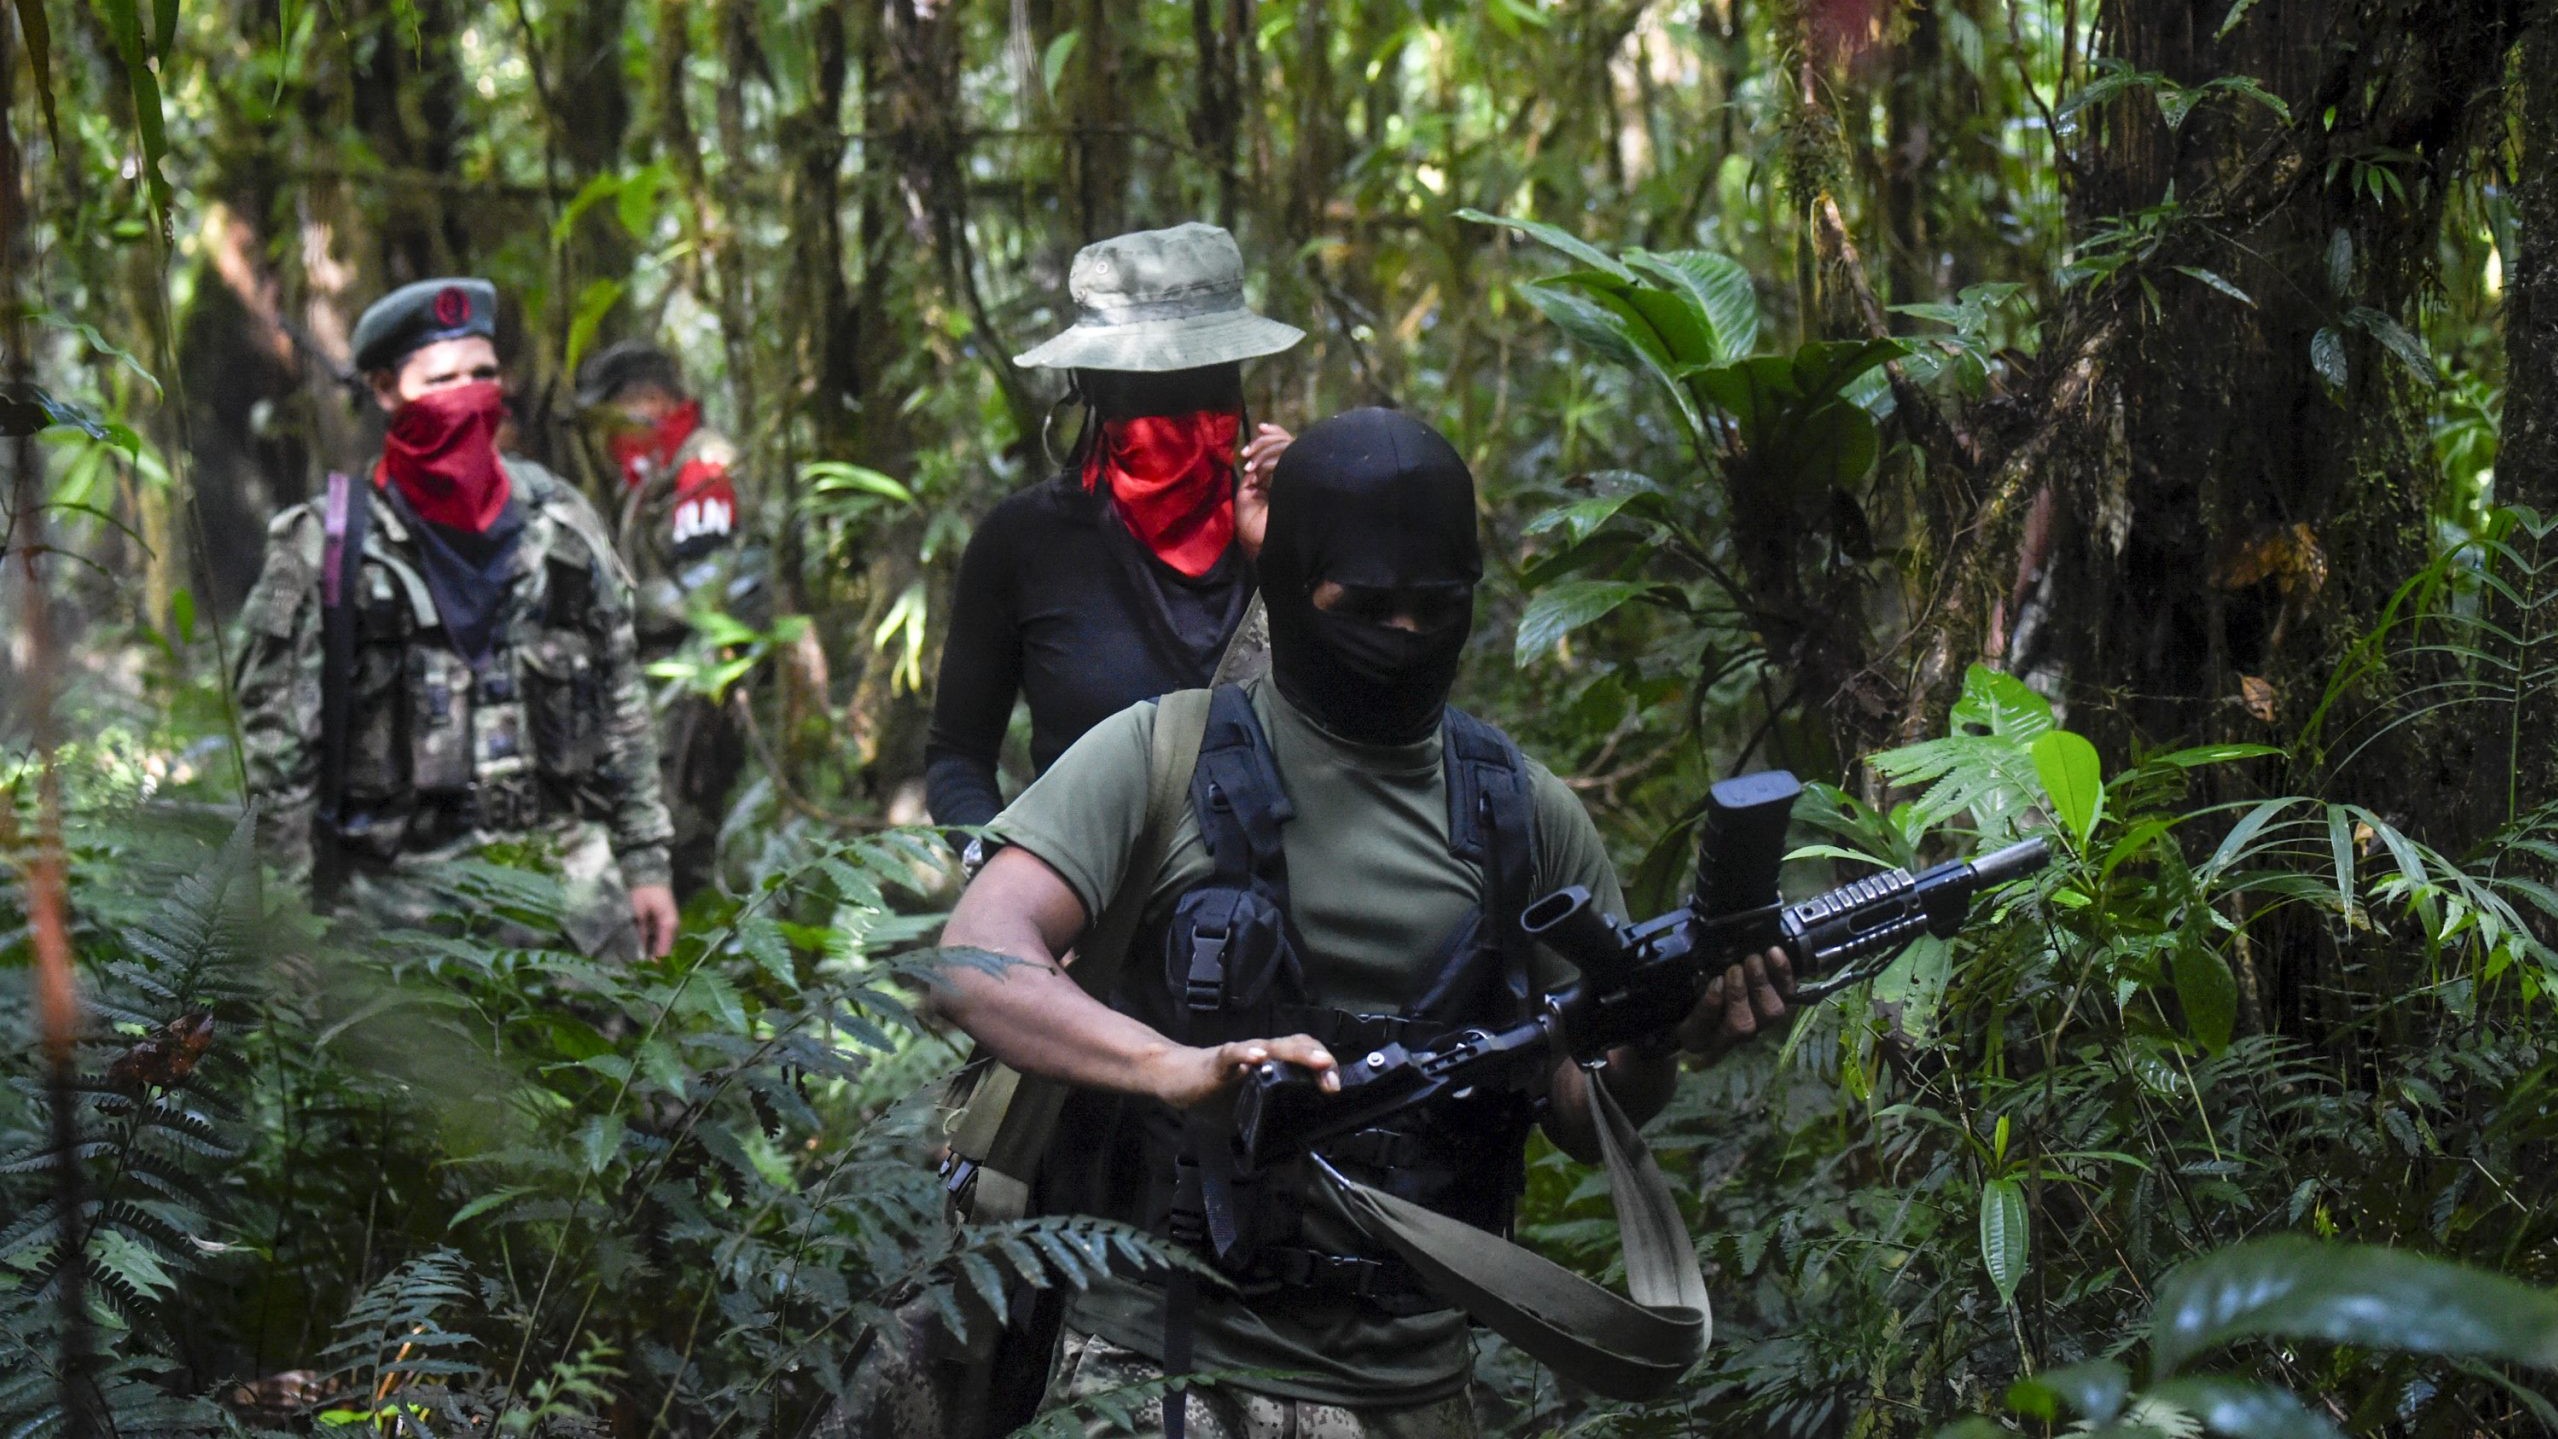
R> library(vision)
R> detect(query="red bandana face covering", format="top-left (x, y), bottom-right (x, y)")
top-left (377, 380), bottom-right (511, 532)
top-left (1081, 409), bottom-right (1242, 578)
top-left (607, 399), bottom-right (703, 490)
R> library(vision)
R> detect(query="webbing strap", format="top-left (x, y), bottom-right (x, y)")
top-left (948, 687), bottom-right (1216, 1222)
top-left (1316, 1070), bottom-right (1710, 1401)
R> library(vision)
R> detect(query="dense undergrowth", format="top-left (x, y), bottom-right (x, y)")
top-left (7, 631), bottom-right (2558, 1433)
top-left (0, 788), bottom-right (1194, 1434)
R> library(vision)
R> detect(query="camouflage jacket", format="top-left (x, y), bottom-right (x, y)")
top-left (235, 458), bottom-right (675, 908)
top-left (609, 420), bottom-right (765, 654)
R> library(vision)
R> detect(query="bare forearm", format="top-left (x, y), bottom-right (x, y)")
top-left (933, 912), bottom-right (1184, 1099)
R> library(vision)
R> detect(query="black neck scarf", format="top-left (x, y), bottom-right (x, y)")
top-left (384, 482), bottom-right (527, 667)
top-left (1258, 408), bottom-right (1481, 745)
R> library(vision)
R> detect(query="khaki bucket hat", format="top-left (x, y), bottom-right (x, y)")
top-left (1013, 222), bottom-right (1305, 372)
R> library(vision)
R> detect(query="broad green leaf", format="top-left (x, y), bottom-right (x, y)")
top-left (2173, 947), bottom-right (2239, 1051)
top-left (2326, 229), bottom-right (2354, 294)
top-left (170, 586), bottom-right (196, 645)
top-left (1614, 284), bottom-right (1722, 367)
top-left (1979, 1176), bottom-right (2029, 1307)
top-left (565, 278), bottom-right (627, 378)
top-left (1041, 29), bottom-right (1081, 98)
top-left (2145, 1377), bottom-right (2345, 1439)
top-left (1514, 580), bottom-right (1666, 666)
top-left (2206, 73), bottom-right (2291, 123)
top-left (2030, 730), bottom-right (2104, 846)
top-left (2158, 82), bottom-right (2204, 131)
top-left (2151, 1237), bottom-right (2558, 1378)
top-left (1529, 275), bottom-right (1711, 442)
top-left (576, 1113), bottom-right (626, 1175)
top-left (1456, 208), bottom-right (1636, 281)
top-left (1522, 480), bottom-right (1656, 545)
top-left (2310, 327), bottom-right (2347, 389)
top-left (555, 170), bottom-right (624, 244)
top-left (1625, 248), bottom-right (1760, 362)
top-left (616, 162), bottom-right (671, 241)
top-left (1516, 278), bottom-right (1644, 368)
top-left (2005, 1359), bottom-right (2130, 1421)
top-left (2345, 306), bottom-right (2437, 385)
top-left (2218, 0), bottom-right (2266, 35)
top-left (0, 381), bottom-right (110, 440)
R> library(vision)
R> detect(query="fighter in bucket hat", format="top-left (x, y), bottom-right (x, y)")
top-left (923, 224), bottom-right (1302, 849)
top-left (235, 278), bottom-right (681, 962)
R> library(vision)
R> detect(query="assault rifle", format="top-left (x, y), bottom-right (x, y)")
top-left (1235, 770), bottom-right (2049, 1173)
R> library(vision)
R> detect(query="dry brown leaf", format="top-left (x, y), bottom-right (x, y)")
top-left (2239, 674), bottom-right (2279, 722)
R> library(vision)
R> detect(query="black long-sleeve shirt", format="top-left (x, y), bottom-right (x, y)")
top-left (925, 473), bottom-right (1250, 829)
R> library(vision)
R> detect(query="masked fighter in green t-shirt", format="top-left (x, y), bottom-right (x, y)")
top-left (935, 408), bottom-right (1794, 1439)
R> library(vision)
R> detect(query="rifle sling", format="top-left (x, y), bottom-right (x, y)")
top-left (1315, 1069), bottom-right (1711, 1401)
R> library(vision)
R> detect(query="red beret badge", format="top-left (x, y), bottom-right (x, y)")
top-left (432, 285), bottom-right (470, 327)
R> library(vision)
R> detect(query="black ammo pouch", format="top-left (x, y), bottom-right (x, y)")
top-left (524, 547), bottom-right (611, 797)
top-left (521, 632), bottom-right (604, 782)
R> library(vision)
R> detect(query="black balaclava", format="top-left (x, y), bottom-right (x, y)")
top-left (1260, 408), bottom-right (1481, 745)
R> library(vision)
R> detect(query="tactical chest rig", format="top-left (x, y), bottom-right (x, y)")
top-left (315, 470), bottom-right (619, 880)
top-left (1047, 685), bottom-right (1545, 1323)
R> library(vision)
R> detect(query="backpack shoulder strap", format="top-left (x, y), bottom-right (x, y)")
top-left (1083, 686), bottom-right (1216, 990)
top-left (945, 687), bottom-right (1215, 1223)
top-left (1440, 706), bottom-right (1539, 1004)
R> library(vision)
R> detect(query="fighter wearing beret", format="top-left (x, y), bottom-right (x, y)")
top-left (234, 278), bottom-right (681, 959)
top-left (574, 341), bottom-right (766, 897)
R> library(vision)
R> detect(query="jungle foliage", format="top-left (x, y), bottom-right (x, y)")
top-left (5, 0), bottom-right (2558, 1434)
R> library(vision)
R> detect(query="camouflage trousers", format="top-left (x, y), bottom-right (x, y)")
top-left (1041, 1329), bottom-right (1478, 1439)
top-left (341, 820), bottom-right (638, 962)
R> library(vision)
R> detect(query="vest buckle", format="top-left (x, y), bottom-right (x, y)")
top-left (1184, 923), bottom-right (1230, 1011)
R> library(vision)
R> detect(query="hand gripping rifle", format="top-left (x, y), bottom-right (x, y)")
top-left (1235, 770), bottom-right (2050, 1173)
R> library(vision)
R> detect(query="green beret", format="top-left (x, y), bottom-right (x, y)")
top-left (351, 278), bottom-right (498, 373)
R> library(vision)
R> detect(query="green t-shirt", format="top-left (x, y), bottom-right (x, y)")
top-left (987, 676), bottom-right (1626, 1405)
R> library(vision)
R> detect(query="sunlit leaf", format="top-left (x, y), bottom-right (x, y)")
top-left (1042, 29), bottom-right (1082, 98)
top-left (2030, 729), bottom-right (2104, 846)
top-left (2006, 1358), bottom-right (2129, 1421)
top-left (1456, 208), bottom-right (1637, 281)
top-left (2151, 1237), bottom-right (2558, 1378)
top-left (1514, 579), bottom-right (1668, 666)
top-left (1980, 1177), bottom-right (2029, 1307)
top-left (2309, 327), bottom-right (2347, 389)
top-left (2174, 266), bottom-right (2255, 307)
top-left (1625, 248), bottom-right (1760, 362)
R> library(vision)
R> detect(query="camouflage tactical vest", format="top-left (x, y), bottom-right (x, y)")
top-left (330, 463), bottom-right (632, 862)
